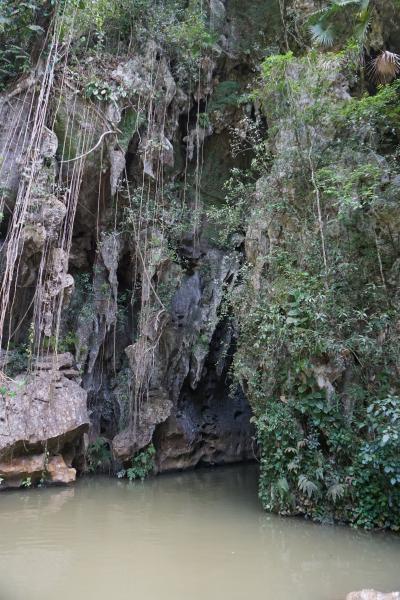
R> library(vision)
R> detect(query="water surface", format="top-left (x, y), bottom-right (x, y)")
top-left (0, 465), bottom-right (399, 600)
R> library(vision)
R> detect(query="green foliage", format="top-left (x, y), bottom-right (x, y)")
top-left (208, 81), bottom-right (241, 112)
top-left (84, 78), bottom-right (113, 102)
top-left (228, 50), bottom-right (400, 530)
top-left (253, 351), bottom-right (400, 528)
top-left (339, 79), bottom-right (400, 137)
top-left (71, 272), bottom-right (95, 324)
top-left (0, 384), bottom-right (16, 399)
top-left (205, 117), bottom-right (270, 248)
top-left (117, 444), bottom-right (156, 481)
top-left (0, 0), bottom-right (214, 92)
top-left (86, 437), bottom-right (112, 473)
top-left (261, 51), bottom-right (294, 81)
top-left (121, 180), bottom-right (194, 249)
top-left (3, 344), bottom-right (29, 377)
top-left (308, 0), bottom-right (371, 49)
top-left (166, 2), bottom-right (215, 60)
top-left (60, 331), bottom-right (79, 352)
top-left (197, 112), bottom-right (210, 129)
top-left (66, 0), bottom-right (214, 85)
top-left (117, 109), bottom-right (146, 153)
top-left (206, 167), bottom-right (253, 248)
top-left (41, 330), bottom-right (78, 353)
top-left (352, 395), bottom-right (400, 528)
top-left (0, 0), bottom-right (47, 88)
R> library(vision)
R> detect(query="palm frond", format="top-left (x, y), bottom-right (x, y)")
top-left (369, 51), bottom-right (400, 84)
top-left (309, 22), bottom-right (335, 47)
top-left (354, 7), bottom-right (371, 43)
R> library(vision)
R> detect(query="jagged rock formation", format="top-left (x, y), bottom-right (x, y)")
top-left (0, 0), bottom-right (277, 487)
top-left (1, 0), bottom-right (399, 540)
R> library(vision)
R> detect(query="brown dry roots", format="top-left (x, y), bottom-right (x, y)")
top-left (369, 50), bottom-right (400, 84)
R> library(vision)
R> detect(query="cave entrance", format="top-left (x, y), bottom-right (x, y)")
top-left (153, 318), bottom-right (256, 473)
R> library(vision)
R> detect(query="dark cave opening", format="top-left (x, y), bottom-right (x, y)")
top-left (153, 317), bottom-right (256, 473)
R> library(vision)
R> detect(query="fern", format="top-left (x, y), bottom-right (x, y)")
top-left (298, 474), bottom-right (319, 498)
top-left (327, 482), bottom-right (346, 503)
top-left (277, 477), bottom-right (289, 493)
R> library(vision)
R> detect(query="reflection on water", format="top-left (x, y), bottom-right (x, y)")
top-left (0, 465), bottom-right (399, 600)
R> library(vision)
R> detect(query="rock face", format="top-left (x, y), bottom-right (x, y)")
top-left (0, 1), bottom-right (278, 484)
top-left (0, 368), bottom-right (88, 458)
top-left (46, 455), bottom-right (76, 485)
top-left (154, 386), bottom-right (254, 472)
top-left (0, 353), bottom-right (88, 487)
top-left (0, 454), bottom-right (46, 487)
top-left (347, 592), bottom-right (400, 600)
top-left (0, 453), bottom-right (76, 487)
top-left (113, 389), bottom-right (173, 460)
top-left (111, 247), bottom-right (256, 469)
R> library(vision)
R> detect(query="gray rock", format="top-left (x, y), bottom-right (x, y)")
top-left (0, 370), bottom-right (89, 462)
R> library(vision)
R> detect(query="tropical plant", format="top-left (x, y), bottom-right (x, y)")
top-left (117, 444), bottom-right (156, 481)
top-left (224, 49), bottom-right (400, 530)
top-left (308, 0), bottom-right (400, 83)
top-left (86, 438), bottom-right (112, 473)
top-left (369, 50), bottom-right (400, 83)
top-left (308, 0), bottom-right (372, 48)
top-left (0, 0), bottom-right (50, 88)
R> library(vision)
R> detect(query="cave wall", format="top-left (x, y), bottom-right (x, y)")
top-left (0, 0), bottom-right (284, 485)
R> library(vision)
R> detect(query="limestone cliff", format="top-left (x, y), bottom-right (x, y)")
top-left (0, 0), bottom-right (275, 486)
top-left (0, 0), bottom-right (399, 531)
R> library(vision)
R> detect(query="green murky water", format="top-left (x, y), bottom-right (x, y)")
top-left (0, 465), bottom-right (399, 600)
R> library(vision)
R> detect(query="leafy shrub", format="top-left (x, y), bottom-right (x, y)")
top-left (87, 437), bottom-right (112, 473)
top-left (84, 79), bottom-right (113, 102)
top-left (351, 395), bottom-right (400, 529)
top-left (227, 50), bottom-right (400, 530)
top-left (0, 0), bottom-right (48, 89)
top-left (117, 444), bottom-right (156, 481)
top-left (65, 0), bottom-right (214, 84)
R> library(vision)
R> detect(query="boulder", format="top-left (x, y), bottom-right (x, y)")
top-left (46, 455), bottom-right (76, 485)
top-left (33, 352), bottom-right (74, 370)
top-left (0, 369), bottom-right (89, 462)
top-left (0, 454), bottom-right (46, 488)
top-left (112, 389), bottom-right (172, 460)
top-left (0, 453), bottom-right (76, 488)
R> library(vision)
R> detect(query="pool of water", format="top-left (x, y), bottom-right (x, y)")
top-left (0, 465), bottom-right (399, 600)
